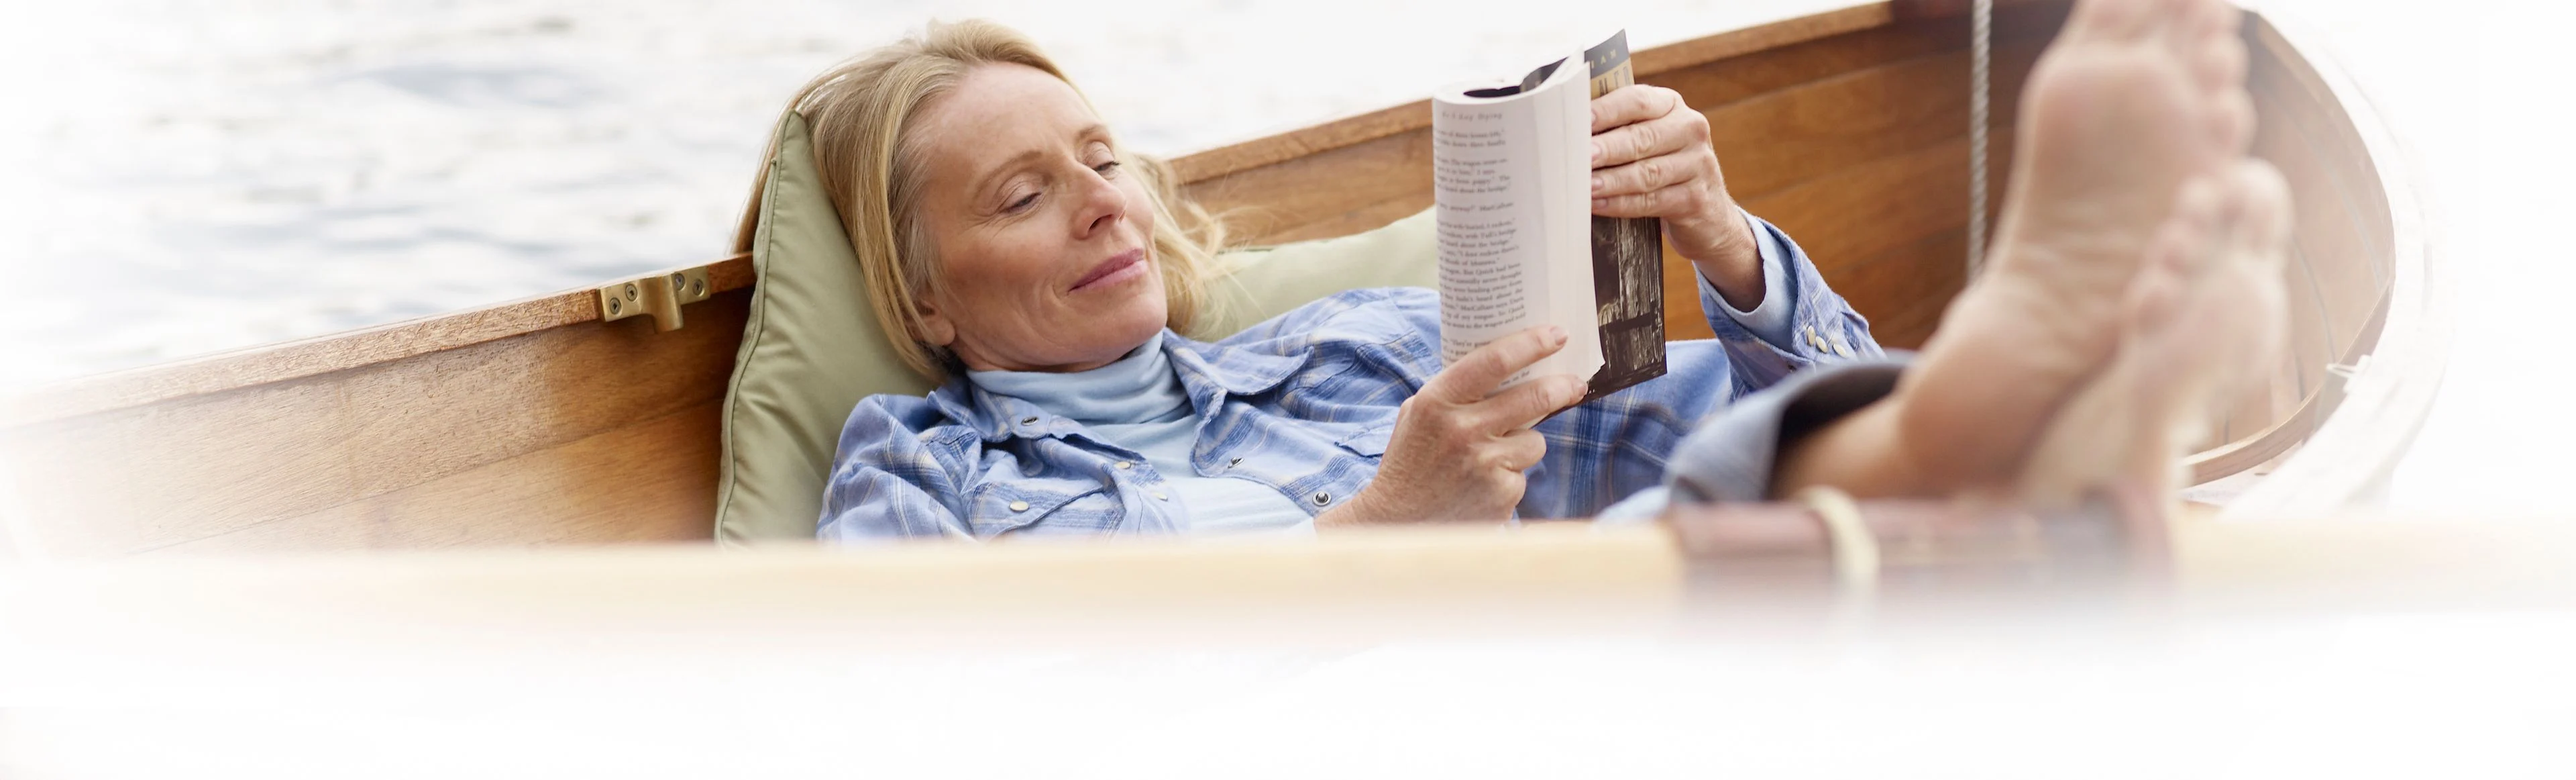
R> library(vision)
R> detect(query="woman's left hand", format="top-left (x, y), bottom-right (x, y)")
top-left (1589, 85), bottom-right (1764, 308)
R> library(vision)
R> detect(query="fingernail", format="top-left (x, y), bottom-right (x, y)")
top-left (1546, 325), bottom-right (1566, 345)
top-left (1590, 143), bottom-right (1603, 164)
top-left (1591, 175), bottom-right (1605, 193)
top-left (1560, 377), bottom-right (1588, 405)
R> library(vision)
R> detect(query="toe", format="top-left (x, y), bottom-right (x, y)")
top-left (2229, 160), bottom-right (2295, 254)
top-left (2160, 174), bottom-right (2230, 275)
top-left (2145, 0), bottom-right (2203, 49)
top-left (2191, 0), bottom-right (2245, 43)
top-left (2208, 88), bottom-right (2256, 154)
top-left (2131, 225), bottom-right (2194, 331)
top-left (2194, 29), bottom-right (2249, 92)
top-left (2070, 0), bottom-right (2159, 42)
top-left (2169, 173), bottom-right (2226, 234)
top-left (2212, 161), bottom-right (2296, 371)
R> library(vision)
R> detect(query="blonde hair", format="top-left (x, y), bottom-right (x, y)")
top-left (733, 19), bottom-right (1230, 383)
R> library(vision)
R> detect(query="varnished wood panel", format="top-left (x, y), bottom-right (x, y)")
top-left (1167, 2), bottom-right (1916, 187)
top-left (1, 293), bottom-right (748, 558)
top-left (1699, 29), bottom-right (2044, 202)
top-left (1838, 226), bottom-right (1975, 350)
top-left (1183, 128), bottom-right (1434, 246)
top-left (147, 402), bottom-right (722, 556)
top-left (1741, 132), bottom-right (1985, 305)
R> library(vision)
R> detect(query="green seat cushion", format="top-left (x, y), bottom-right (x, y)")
top-left (715, 111), bottom-right (1436, 544)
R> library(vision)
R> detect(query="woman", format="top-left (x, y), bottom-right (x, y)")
top-left (797, 0), bottom-right (2289, 540)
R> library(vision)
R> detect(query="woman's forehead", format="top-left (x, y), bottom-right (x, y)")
top-left (920, 64), bottom-right (1099, 149)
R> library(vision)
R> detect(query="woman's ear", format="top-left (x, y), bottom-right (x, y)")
top-left (914, 297), bottom-right (959, 347)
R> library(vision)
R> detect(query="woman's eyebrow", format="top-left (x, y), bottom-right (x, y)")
top-left (965, 123), bottom-right (1114, 201)
top-left (968, 148), bottom-right (1049, 201)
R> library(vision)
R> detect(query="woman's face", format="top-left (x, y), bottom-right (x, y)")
top-left (909, 62), bottom-right (1164, 374)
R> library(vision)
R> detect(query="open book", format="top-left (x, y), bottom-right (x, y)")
top-left (1433, 30), bottom-right (1667, 402)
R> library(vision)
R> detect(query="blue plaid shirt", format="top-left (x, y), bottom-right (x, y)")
top-left (819, 217), bottom-right (1881, 541)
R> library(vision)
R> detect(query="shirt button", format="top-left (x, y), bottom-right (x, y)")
top-left (1114, 460), bottom-right (1133, 470)
top-left (1228, 458), bottom-right (1243, 467)
top-left (1152, 491), bottom-right (1169, 501)
top-left (1007, 500), bottom-right (1030, 512)
top-left (1311, 491), bottom-right (1332, 506)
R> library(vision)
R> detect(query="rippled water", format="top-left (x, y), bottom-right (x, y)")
top-left (0, 0), bottom-right (1831, 387)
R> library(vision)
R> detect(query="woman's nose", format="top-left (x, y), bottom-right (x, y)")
top-left (1075, 166), bottom-right (1126, 238)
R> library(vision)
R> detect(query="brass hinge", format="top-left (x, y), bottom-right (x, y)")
top-left (598, 266), bottom-right (714, 332)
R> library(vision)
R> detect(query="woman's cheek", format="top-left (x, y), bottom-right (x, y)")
top-left (1118, 179), bottom-right (1157, 235)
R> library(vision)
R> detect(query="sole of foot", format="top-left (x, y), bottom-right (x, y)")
top-left (1896, 0), bottom-right (2259, 489)
top-left (2017, 160), bottom-right (2293, 510)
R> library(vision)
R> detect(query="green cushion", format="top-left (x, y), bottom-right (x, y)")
top-left (714, 110), bottom-right (1436, 544)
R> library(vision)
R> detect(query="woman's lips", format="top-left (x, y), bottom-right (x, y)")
top-left (1069, 248), bottom-right (1146, 292)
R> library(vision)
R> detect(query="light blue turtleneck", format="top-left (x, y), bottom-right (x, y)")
top-left (969, 343), bottom-right (1316, 537)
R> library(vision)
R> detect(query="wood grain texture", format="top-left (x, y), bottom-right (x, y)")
top-left (1183, 128), bottom-right (1434, 245)
top-left (146, 401), bottom-right (723, 556)
top-left (1695, 21), bottom-right (2045, 201)
top-left (1165, 1), bottom-right (1915, 188)
top-left (1, 292), bottom-right (749, 558)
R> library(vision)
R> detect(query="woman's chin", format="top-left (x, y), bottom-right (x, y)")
top-left (1061, 295), bottom-right (1168, 365)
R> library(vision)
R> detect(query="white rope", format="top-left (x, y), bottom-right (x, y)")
top-left (1968, 0), bottom-right (1994, 276)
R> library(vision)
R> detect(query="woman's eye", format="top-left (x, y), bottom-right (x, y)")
top-left (1093, 160), bottom-right (1122, 175)
top-left (1006, 192), bottom-right (1038, 212)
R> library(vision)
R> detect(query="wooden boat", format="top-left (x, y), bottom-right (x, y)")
top-left (0, 0), bottom-right (2439, 560)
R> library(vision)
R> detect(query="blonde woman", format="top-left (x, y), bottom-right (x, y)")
top-left (790, 0), bottom-right (2289, 540)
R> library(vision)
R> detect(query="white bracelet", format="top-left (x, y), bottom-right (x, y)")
top-left (1796, 485), bottom-right (1880, 594)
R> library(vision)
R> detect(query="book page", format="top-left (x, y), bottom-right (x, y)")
top-left (1432, 54), bottom-right (1602, 391)
top-left (1432, 102), bottom-right (1542, 355)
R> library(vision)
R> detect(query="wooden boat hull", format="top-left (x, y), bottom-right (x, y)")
top-left (0, 0), bottom-right (2428, 559)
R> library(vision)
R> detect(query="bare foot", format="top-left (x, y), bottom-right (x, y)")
top-left (1897, 0), bottom-right (2257, 488)
top-left (2016, 160), bottom-right (2292, 509)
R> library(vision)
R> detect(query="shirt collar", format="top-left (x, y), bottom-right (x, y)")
top-left (1163, 330), bottom-right (1302, 397)
top-left (928, 330), bottom-right (1305, 442)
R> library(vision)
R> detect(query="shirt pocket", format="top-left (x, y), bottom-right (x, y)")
top-left (965, 478), bottom-right (1116, 538)
top-left (1334, 424), bottom-right (1392, 458)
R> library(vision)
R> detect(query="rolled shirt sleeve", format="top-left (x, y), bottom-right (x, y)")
top-left (1707, 207), bottom-right (1799, 350)
top-left (1699, 211), bottom-right (1887, 395)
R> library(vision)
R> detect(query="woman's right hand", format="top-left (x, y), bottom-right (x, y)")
top-left (1320, 325), bottom-right (1590, 527)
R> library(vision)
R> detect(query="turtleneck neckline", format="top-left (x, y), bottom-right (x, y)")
top-left (967, 338), bottom-right (1191, 426)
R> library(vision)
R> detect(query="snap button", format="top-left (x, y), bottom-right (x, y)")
top-left (1151, 491), bottom-right (1169, 501)
top-left (1310, 491), bottom-right (1331, 506)
top-left (1019, 416), bottom-right (1040, 426)
top-left (1228, 458), bottom-right (1243, 467)
top-left (1007, 500), bottom-right (1030, 512)
top-left (1114, 460), bottom-right (1133, 470)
